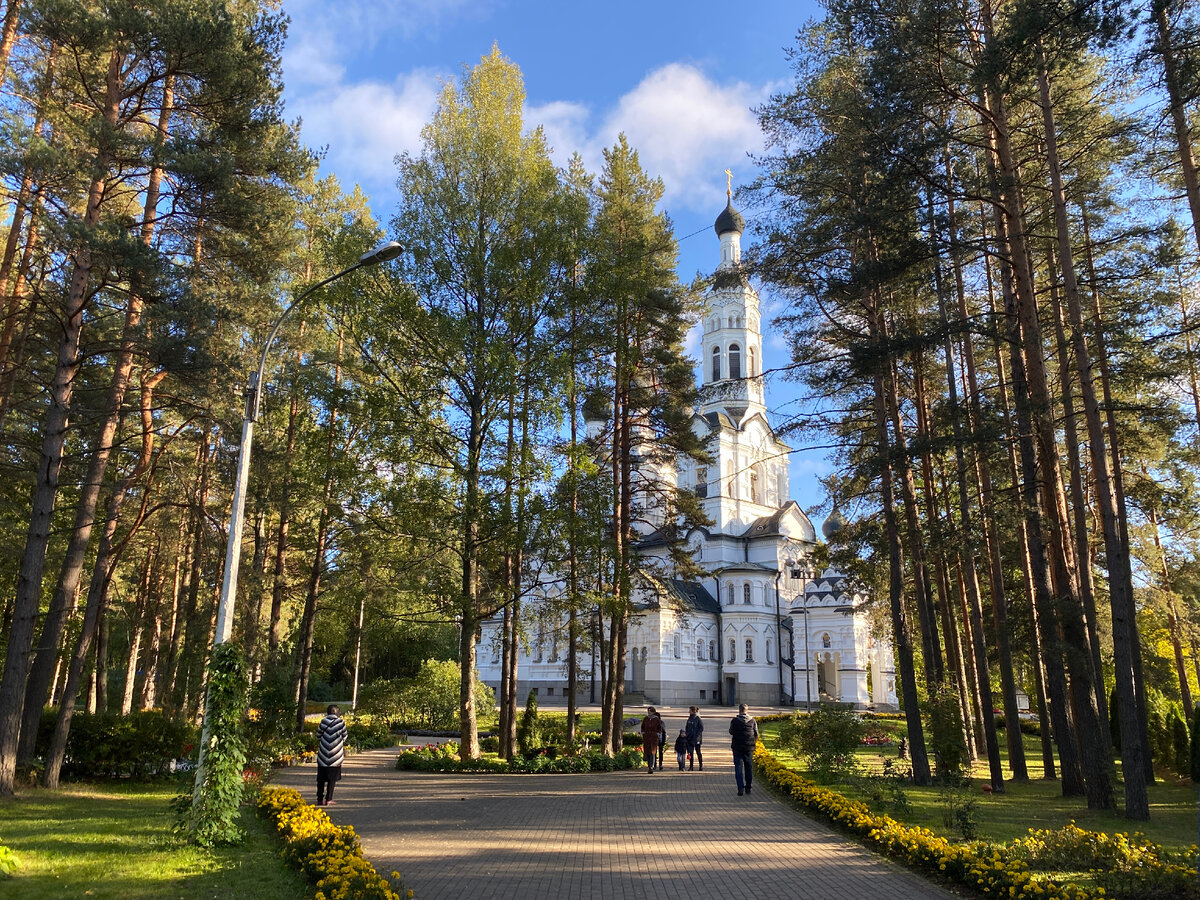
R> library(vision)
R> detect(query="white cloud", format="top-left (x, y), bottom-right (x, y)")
top-left (601, 64), bottom-right (768, 212)
top-left (288, 70), bottom-right (444, 204)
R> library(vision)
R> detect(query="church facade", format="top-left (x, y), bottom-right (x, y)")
top-left (475, 196), bottom-right (897, 710)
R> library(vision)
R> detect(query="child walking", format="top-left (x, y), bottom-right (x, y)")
top-left (674, 729), bottom-right (688, 770)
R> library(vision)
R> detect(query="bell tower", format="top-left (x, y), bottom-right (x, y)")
top-left (700, 176), bottom-right (764, 421)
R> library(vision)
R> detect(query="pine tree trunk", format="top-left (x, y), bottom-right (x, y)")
top-left (1035, 47), bottom-right (1131, 814)
top-left (18, 73), bottom-right (174, 763)
top-left (871, 356), bottom-right (931, 786)
top-left (0, 48), bottom-right (123, 798)
top-left (44, 373), bottom-right (161, 787)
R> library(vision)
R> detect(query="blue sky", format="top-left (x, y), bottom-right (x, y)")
top-left (278, 0), bottom-right (832, 516)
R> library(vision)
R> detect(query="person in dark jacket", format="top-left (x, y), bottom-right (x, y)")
top-left (685, 705), bottom-right (704, 770)
top-left (728, 703), bottom-right (758, 796)
top-left (640, 707), bottom-right (663, 773)
top-left (316, 704), bottom-right (348, 806)
top-left (674, 729), bottom-right (688, 770)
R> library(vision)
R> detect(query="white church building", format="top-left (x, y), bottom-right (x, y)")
top-left (476, 195), bottom-right (897, 710)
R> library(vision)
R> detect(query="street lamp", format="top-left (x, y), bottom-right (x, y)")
top-left (785, 554), bottom-right (815, 711)
top-left (212, 239), bottom-right (403, 646)
top-left (194, 239), bottom-right (402, 800)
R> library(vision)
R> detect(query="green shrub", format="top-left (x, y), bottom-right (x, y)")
top-left (778, 706), bottom-right (864, 781)
top-left (34, 708), bottom-right (195, 780)
top-left (356, 678), bottom-right (405, 726)
top-left (346, 716), bottom-right (395, 751)
top-left (181, 643), bottom-right (249, 847)
top-left (516, 690), bottom-right (541, 757)
top-left (386, 660), bottom-right (494, 731)
top-left (1170, 707), bottom-right (1190, 776)
top-left (395, 741), bottom-right (643, 774)
top-left (0, 844), bottom-right (17, 877)
top-left (927, 684), bottom-right (967, 779)
top-left (1191, 706), bottom-right (1200, 783)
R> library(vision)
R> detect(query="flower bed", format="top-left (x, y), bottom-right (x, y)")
top-left (257, 787), bottom-right (410, 900)
top-left (395, 741), bottom-right (644, 774)
top-left (754, 743), bottom-right (1198, 900)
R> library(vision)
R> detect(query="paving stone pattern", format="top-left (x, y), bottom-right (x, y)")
top-left (271, 712), bottom-right (956, 900)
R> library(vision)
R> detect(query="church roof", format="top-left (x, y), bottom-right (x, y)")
top-left (714, 200), bottom-right (745, 236)
top-left (666, 579), bottom-right (720, 615)
top-left (699, 411), bottom-right (736, 431)
top-left (742, 507), bottom-right (791, 539)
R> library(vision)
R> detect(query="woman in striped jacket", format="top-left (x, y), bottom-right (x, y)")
top-left (316, 704), bottom-right (347, 806)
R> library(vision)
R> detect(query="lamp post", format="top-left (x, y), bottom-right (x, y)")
top-left (193, 239), bottom-right (402, 803)
top-left (786, 556), bottom-right (814, 711)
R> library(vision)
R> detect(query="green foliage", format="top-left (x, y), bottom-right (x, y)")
top-left (927, 685), bottom-right (968, 780)
top-left (345, 717), bottom-right (395, 751)
top-left (778, 706), bottom-right (865, 781)
top-left (184, 644), bottom-right (250, 847)
top-left (1191, 706), bottom-right (1200, 783)
top-left (356, 678), bottom-right (405, 725)
top-left (395, 741), bottom-right (643, 773)
top-left (1170, 707), bottom-right (1190, 776)
top-left (32, 708), bottom-right (195, 780)
top-left (0, 844), bottom-right (17, 877)
top-left (1007, 823), bottom-right (1199, 900)
top-left (245, 668), bottom-right (305, 769)
top-left (355, 665), bottom-right (493, 731)
top-left (516, 690), bottom-right (541, 757)
top-left (938, 776), bottom-right (979, 840)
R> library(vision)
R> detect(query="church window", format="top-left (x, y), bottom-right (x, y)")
top-left (673, 633), bottom-right (682, 658)
top-left (729, 638), bottom-right (736, 661)
top-left (729, 343), bottom-right (742, 380)
top-left (697, 639), bottom-right (705, 660)
top-left (709, 640), bottom-right (717, 661)
top-left (745, 638), bottom-right (754, 662)
top-left (534, 627), bottom-right (544, 663)
top-left (750, 467), bottom-right (761, 504)
top-left (711, 345), bottom-right (721, 382)
top-left (748, 346), bottom-right (756, 376)
top-left (767, 640), bottom-right (774, 664)
top-left (743, 583), bottom-right (751, 605)
top-left (726, 584), bottom-right (734, 606)
top-left (822, 632), bottom-right (832, 649)
top-left (695, 466), bottom-right (708, 498)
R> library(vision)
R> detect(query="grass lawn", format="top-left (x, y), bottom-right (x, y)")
top-left (760, 718), bottom-right (1198, 854)
top-left (0, 780), bottom-right (307, 900)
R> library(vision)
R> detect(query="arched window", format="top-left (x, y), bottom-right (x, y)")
top-left (697, 639), bottom-right (705, 661)
top-left (673, 633), bottom-right (682, 658)
top-left (750, 467), bottom-right (761, 504)
top-left (726, 584), bottom-right (734, 606)
top-left (748, 346), bottom-right (756, 376)
top-left (709, 640), bottom-right (717, 661)
top-left (743, 584), bottom-right (751, 605)
top-left (767, 640), bottom-right (774, 664)
top-left (729, 638), bottom-right (737, 662)
top-left (729, 343), bottom-right (742, 380)
top-left (745, 638), bottom-right (754, 662)
top-left (711, 345), bottom-right (721, 382)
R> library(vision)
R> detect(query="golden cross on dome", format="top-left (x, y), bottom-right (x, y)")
top-left (725, 168), bottom-right (733, 198)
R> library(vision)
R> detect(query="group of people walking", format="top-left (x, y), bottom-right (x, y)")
top-left (640, 703), bottom-right (759, 795)
top-left (316, 701), bottom-right (761, 808)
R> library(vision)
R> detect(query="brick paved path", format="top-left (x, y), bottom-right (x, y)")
top-left (271, 714), bottom-right (955, 900)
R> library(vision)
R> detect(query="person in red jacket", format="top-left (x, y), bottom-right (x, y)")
top-left (640, 706), bottom-right (663, 773)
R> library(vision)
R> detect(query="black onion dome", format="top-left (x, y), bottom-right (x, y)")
top-left (714, 201), bottom-right (745, 236)
top-left (821, 505), bottom-right (847, 540)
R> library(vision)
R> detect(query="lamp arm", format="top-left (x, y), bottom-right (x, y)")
top-left (247, 259), bottom-right (368, 421)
